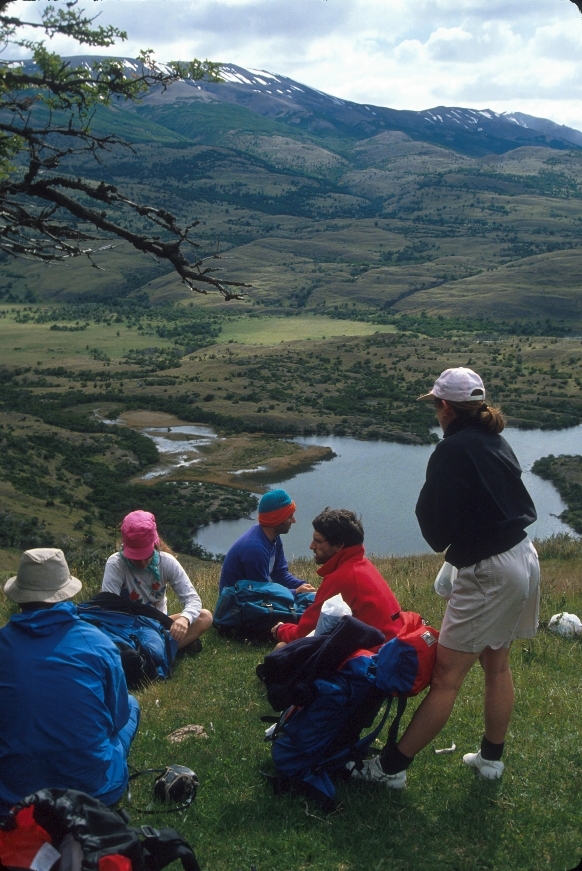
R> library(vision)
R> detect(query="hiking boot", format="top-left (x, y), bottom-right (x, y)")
top-left (347, 756), bottom-right (407, 789)
top-left (179, 638), bottom-right (203, 656)
top-left (463, 750), bottom-right (504, 780)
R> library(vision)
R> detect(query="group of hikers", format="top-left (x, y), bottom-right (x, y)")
top-left (0, 367), bottom-right (540, 815)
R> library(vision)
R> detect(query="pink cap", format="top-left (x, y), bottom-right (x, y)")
top-left (121, 510), bottom-right (159, 560)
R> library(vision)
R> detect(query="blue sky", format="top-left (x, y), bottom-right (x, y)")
top-left (9, 0), bottom-right (582, 130)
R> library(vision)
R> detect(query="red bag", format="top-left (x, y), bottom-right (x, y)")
top-left (0, 805), bottom-right (57, 871)
top-left (375, 611), bottom-right (439, 697)
top-left (0, 789), bottom-right (200, 871)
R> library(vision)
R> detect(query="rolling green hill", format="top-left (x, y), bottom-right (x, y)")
top-left (3, 83), bottom-right (582, 325)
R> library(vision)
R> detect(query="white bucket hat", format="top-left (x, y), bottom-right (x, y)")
top-left (418, 367), bottom-right (486, 403)
top-left (4, 548), bottom-right (82, 603)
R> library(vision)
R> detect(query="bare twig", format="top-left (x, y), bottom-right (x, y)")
top-left (0, 4), bottom-right (244, 299)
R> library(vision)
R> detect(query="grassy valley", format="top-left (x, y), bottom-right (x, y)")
top-left (1, 298), bottom-right (581, 555)
top-left (1, 93), bottom-right (582, 554)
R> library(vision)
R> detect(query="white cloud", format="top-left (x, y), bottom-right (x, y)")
top-left (4, 0), bottom-right (582, 130)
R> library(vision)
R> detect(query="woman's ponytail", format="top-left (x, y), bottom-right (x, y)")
top-left (448, 400), bottom-right (505, 433)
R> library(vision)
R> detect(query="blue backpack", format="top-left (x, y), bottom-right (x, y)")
top-left (266, 613), bottom-right (439, 808)
top-left (269, 652), bottom-right (390, 808)
top-left (213, 580), bottom-right (315, 640)
top-left (77, 604), bottom-right (178, 687)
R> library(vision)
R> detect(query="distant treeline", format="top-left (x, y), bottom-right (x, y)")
top-left (327, 309), bottom-right (573, 338)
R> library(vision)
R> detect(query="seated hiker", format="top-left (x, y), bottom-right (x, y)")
top-left (219, 489), bottom-right (315, 595)
top-left (0, 548), bottom-right (139, 816)
top-left (102, 510), bottom-right (212, 652)
top-left (271, 508), bottom-right (403, 646)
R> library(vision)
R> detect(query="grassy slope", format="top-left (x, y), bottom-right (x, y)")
top-left (1, 539), bottom-right (581, 871)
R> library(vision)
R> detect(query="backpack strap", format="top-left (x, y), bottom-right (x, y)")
top-left (319, 695), bottom-right (395, 771)
top-left (320, 694), bottom-right (407, 771)
top-left (385, 696), bottom-right (408, 748)
top-left (79, 593), bottom-right (174, 630)
top-left (139, 826), bottom-right (201, 871)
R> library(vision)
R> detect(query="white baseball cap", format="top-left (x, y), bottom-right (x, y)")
top-left (418, 367), bottom-right (486, 403)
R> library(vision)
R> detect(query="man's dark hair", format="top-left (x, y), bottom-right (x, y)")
top-left (312, 508), bottom-right (364, 548)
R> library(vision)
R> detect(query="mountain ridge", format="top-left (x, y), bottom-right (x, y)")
top-left (10, 56), bottom-right (582, 157)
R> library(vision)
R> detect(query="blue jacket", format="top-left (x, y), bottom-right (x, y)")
top-left (219, 524), bottom-right (302, 592)
top-left (0, 602), bottom-right (134, 815)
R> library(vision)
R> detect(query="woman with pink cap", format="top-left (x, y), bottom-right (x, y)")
top-left (350, 367), bottom-right (539, 789)
top-left (102, 511), bottom-right (212, 650)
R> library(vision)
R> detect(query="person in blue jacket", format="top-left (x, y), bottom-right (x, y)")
top-left (0, 548), bottom-right (139, 816)
top-left (219, 489), bottom-right (315, 595)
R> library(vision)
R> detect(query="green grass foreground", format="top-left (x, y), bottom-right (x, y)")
top-left (1, 538), bottom-right (581, 871)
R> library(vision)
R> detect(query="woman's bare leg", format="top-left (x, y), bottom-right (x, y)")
top-left (480, 645), bottom-right (514, 744)
top-left (397, 644), bottom-right (479, 758)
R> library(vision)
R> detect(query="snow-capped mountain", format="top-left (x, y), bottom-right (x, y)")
top-left (11, 56), bottom-right (582, 157)
top-left (142, 61), bottom-right (582, 156)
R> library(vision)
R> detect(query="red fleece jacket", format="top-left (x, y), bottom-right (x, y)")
top-left (276, 544), bottom-right (403, 644)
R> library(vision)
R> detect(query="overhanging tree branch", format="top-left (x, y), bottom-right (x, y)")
top-left (0, 0), bottom-right (249, 299)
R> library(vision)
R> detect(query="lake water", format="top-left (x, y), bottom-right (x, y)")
top-left (192, 425), bottom-right (582, 559)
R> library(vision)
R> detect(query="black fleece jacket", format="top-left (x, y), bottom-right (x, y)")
top-left (415, 417), bottom-right (537, 569)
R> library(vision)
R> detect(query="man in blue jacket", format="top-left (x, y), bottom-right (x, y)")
top-left (219, 489), bottom-right (315, 594)
top-left (0, 548), bottom-right (139, 816)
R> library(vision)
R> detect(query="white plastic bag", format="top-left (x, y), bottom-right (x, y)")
top-left (314, 593), bottom-right (352, 636)
top-left (548, 612), bottom-right (582, 637)
top-left (434, 561), bottom-right (457, 600)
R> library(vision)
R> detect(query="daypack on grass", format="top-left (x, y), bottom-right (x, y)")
top-left (213, 579), bottom-right (315, 640)
top-left (0, 789), bottom-right (200, 871)
top-left (77, 595), bottom-right (178, 689)
top-left (266, 611), bottom-right (439, 807)
top-left (269, 652), bottom-right (386, 809)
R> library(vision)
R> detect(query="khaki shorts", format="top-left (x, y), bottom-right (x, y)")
top-left (439, 537), bottom-right (540, 654)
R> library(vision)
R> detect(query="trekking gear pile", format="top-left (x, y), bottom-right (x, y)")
top-left (259, 612), bottom-right (439, 808)
top-left (0, 788), bottom-right (201, 871)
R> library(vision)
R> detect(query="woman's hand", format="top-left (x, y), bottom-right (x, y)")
top-left (170, 615), bottom-right (190, 641)
top-left (295, 583), bottom-right (316, 594)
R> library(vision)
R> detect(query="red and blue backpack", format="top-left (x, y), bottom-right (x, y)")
top-left (266, 611), bottom-right (439, 808)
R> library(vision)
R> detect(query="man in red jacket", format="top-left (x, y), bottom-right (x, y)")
top-left (271, 508), bottom-right (402, 646)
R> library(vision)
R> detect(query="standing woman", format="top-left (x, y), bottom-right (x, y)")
top-left (102, 510), bottom-right (213, 651)
top-left (351, 367), bottom-right (539, 787)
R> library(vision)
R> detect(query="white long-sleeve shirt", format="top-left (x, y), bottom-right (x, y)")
top-left (102, 551), bottom-right (202, 625)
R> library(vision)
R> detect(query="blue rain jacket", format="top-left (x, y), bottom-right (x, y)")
top-left (0, 602), bottom-right (133, 815)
